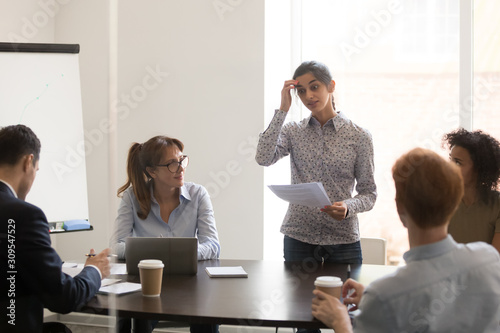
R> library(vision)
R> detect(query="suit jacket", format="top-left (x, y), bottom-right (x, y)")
top-left (0, 182), bottom-right (101, 333)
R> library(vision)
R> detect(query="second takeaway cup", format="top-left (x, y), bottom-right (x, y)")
top-left (314, 276), bottom-right (343, 299)
top-left (138, 259), bottom-right (164, 297)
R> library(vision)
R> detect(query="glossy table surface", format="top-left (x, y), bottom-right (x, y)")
top-left (81, 259), bottom-right (397, 328)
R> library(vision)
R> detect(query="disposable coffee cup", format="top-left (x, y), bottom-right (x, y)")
top-left (138, 259), bottom-right (164, 297)
top-left (314, 276), bottom-right (343, 299)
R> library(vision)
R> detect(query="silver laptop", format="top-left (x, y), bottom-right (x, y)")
top-left (125, 237), bottom-right (198, 275)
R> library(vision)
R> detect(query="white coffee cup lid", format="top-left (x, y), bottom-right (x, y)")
top-left (138, 259), bottom-right (164, 269)
top-left (314, 276), bottom-right (343, 288)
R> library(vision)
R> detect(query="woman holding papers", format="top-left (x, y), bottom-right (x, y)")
top-left (111, 135), bottom-right (220, 333)
top-left (443, 128), bottom-right (500, 253)
top-left (256, 61), bottom-right (376, 265)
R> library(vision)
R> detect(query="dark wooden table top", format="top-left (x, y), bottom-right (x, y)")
top-left (81, 259), bottom-right (397, 328)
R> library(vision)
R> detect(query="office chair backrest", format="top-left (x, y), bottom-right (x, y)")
top-left (360, 237), bottom-right (387, 265)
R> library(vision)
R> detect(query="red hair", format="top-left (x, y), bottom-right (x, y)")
top-left (392, 148), bottom-right (463, 228)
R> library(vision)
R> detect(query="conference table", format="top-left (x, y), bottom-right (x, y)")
top-left (81, 259), bottom-right (398, 329)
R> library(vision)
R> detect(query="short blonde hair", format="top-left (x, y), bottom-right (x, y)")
top-left (392, 148), bottom-right (463, 228)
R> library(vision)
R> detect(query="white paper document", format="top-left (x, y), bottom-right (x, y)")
top-left (98, 282), bottom-right (142, 295)
top-left (62, 262), bottom-right (127, 277)
top-left (110, 263), bottom-right (128, 275)
top-left (62, 263), bottom-right (84, 277)
top-left (101, 278), bottom-right (122, 287)
top-left (205, 266), bottom-right (248, 278)
top-left (268, 182), bottom-right (332, 208)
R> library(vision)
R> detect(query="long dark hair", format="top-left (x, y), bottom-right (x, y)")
top-left (118, 136), bottom-right (184, 219)
top-left (293, 60), bottom-right (336, 110)
top-left (442, 128), bottom-right (500, 205)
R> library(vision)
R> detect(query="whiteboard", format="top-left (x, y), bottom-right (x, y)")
top-left (0, 44), bottom-right (89, 223)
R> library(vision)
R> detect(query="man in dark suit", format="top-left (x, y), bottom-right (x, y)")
top-left (0, 124), bottom-right (110, 333)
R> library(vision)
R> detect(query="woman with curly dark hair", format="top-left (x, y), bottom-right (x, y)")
top-left (442, 128), bottom-right (500, 253)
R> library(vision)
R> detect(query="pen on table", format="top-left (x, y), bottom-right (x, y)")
top-left (85, 253), bottom-right (117, 258)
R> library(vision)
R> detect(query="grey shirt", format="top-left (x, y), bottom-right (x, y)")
top-left (256, 110), bottom-right (376, 245)
top-left (354, 235), bottom-right (500, 333)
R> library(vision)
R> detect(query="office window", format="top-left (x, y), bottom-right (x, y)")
top-left (473, 0), bottom-right (500, 137)
top-left (394, 0), bottom-right (459, 62)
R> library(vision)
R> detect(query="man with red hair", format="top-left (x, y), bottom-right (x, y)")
top-left (312, 148), bottom-right (500, 333)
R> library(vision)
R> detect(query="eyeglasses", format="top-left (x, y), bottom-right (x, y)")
top-left (156, 155), bottom-right (189, 173)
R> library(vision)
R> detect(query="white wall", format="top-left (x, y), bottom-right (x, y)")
top-left (0, 0), bottom-right (55, 43)
top-left (0, 0), bottom-right (265, 260)
top-left (114, 0), bottom-right (265, 259)
top-left (53, 0), bottom-right (113, 261)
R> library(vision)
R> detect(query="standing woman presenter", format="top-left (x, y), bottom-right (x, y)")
top-left (256, 61), bottom-right (377, 265)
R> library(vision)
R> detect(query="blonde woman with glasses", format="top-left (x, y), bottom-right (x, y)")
top-left (110, 135), bottom-right (221, 333)
top-left (110, 135), bottom-right (220, 261)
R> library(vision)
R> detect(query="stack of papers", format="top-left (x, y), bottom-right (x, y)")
top-left (62, 263), bottom-right (127, 277)
top-left (205, 266), bottom-right (248, 278)
top-left (98, 282), bottom-right (142, 295)
top-left (268, 182), bottom-right (332, 207)
top-left (62, 263), bottom-right (141, 295)
top-left (101, 278), bottom-right (122, 287)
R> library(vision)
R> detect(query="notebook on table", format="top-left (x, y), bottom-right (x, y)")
top-left (205, 266), bottom-right (248, 278)
top-left (125, 237), bottom-right (198, 275)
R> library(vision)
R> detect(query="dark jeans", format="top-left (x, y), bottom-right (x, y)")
top-left (191, 324), bottom-right (220, 333)
top-left (117, 318), bottom-right (153, 333)
top-left (283, 235), bottom-right (362, 264)
top-left (283, 236), bottom-right (362, 333)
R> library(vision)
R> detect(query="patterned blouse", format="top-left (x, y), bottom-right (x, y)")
top-left (256, 110), bottom-right (377, 245)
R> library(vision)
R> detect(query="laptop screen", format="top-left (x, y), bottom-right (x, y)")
top-left (125, 237), bottom-right (198, 275)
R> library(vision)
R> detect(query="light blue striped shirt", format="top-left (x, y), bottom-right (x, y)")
top-left (110, 182), bottom-right (220, 260)
top-left (354, 235), bottom-right (500, 332)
